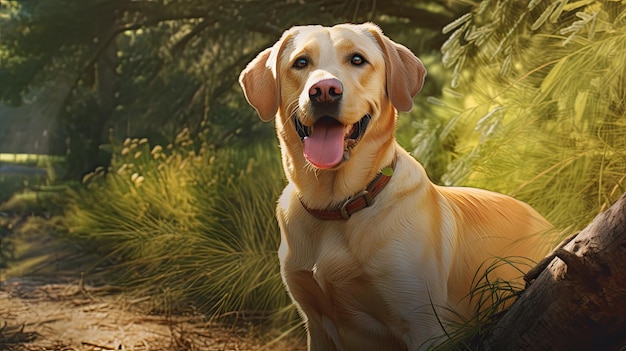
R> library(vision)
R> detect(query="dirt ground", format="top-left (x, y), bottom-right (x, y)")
top-left (0, 213), bottom-right (306, 351)
top-left (1, 278), bottom-right (305, 351)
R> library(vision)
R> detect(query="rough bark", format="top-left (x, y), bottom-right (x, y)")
top-left (478, 192), bottom-right (626, 350)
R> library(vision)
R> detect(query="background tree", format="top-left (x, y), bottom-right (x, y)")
top-left (0, 0), bottom-right (460, 176)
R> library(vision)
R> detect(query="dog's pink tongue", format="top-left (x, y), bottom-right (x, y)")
top-left (303, 118), bottom-right (344, 169)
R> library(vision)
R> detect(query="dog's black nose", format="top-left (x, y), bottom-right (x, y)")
top-left (309, 79), bottom-right (343, 104)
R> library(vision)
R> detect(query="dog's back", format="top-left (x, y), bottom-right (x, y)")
top-left (440, 186), bottom-right (552, 316)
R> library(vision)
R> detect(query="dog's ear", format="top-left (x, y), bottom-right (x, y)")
top-left (239, 48), bottom-right (277, 121)
top-left (239, 33), bottom-right (292, 122)
top-left (367, 24), bottom-right (426, 112)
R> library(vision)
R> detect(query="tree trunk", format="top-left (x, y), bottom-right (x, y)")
top-left (478, 192), bottom-right (626, 350)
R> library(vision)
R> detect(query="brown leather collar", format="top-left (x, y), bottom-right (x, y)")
top-left (300, 156), bottom-right (397, 220)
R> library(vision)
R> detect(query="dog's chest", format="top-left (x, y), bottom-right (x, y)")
top-left (283, 222), bottom-right (398, 332)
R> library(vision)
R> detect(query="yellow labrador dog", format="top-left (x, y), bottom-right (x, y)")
top-left (239, 23), bottom-right (552, 351)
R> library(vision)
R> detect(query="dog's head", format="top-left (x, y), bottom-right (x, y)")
top-left (240, 23), bottom-right (426, 170)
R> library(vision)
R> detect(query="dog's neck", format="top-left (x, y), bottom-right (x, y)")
top-left (277, 104), bottom-right (398, 210)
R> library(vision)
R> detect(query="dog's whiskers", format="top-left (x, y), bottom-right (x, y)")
top-left (279, 99), bottom-right (300, 131)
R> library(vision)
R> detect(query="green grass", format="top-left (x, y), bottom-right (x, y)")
top-left (64, 132), bottom-right (298, 329)
top-left (427, 256), bottom-right (538, 350)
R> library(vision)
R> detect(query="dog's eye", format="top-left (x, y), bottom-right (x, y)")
top-left (293, 57), bottom-right (309, 69)
top-left (350, 54), bottom-right (366, 66)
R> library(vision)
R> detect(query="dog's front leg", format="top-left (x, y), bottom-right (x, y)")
top-left (306, 316), bottom-right (340, 351)
top-left (281, 271), bottom-right (342, 351)
top-left (280, 264), bottom-right (342, 350)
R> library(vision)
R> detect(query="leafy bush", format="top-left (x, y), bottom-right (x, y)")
top-left (65, 130), bottom-right (295, 325)
top-left (416, 0), bottom-right (626, 235)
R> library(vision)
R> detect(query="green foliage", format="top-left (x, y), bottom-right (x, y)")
top-left (0, 0), bottom-right (457, 176)
top-left (64, 131), bottom-right (295, 325)
top-left (400, 54), bottom-right (459, 181)
top-left (417, 0), bottom-right (626, 234)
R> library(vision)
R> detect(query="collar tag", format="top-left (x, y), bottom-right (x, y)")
top-left (381, 166), bottom-right (393, 177)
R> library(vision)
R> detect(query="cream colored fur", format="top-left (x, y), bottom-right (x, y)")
top-left (239, 23), bottom-right (552, 351)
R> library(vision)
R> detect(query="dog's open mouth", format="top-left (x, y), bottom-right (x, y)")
top-left (294, 115), bottom-right (371, 169)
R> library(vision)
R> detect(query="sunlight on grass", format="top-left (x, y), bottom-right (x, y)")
top-left (64, 131), bottom-right (298, 329)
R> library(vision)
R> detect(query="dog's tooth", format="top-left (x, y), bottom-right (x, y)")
top-left (345, 124), bottom-right (354, 136)
top-left (343, 150), bottom-right (350, 160)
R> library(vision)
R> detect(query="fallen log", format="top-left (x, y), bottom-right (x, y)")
top-left (478, 192), bottom-right (626, 350)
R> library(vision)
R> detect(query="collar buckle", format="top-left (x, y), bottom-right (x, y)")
top-left (340, 190), bottom-right (372, 219)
